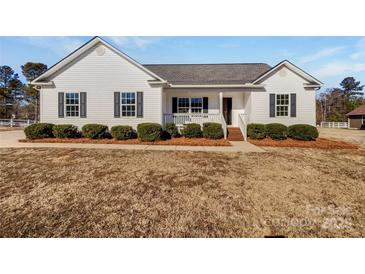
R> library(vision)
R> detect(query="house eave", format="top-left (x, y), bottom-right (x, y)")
top-left (167, 83), bottom-right (265, 89)
top-left (30, 81), bottom-right (54, 87)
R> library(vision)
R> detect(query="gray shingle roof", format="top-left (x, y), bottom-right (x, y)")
top-left (143, 63), bottom-right (271, 85)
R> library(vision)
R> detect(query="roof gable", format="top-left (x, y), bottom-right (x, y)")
top-left (32, 37), bottom-right (165, 84)
top-left (252, 60), bottom-right (323, 86)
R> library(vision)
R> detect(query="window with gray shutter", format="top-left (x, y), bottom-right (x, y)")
top-left (58, 92), bottom-right (64, 118)
top-left (114, 92), bottom-right (120, 118)
top-left (290, 93), bottom-right (296, 117)
top-left (172, 97), bottom-right (177, 113)
top-left (80, 92), bottom-right (87, 118)
top-left (269, 93), bottom-right (275, 117)
top-left (203, 97), bottom-right (208, 113)
top-left (137, 92), bottom-right (143, 118)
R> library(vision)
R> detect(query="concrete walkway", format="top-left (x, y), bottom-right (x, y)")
top-left (0, 130), bottom-right (264, 153)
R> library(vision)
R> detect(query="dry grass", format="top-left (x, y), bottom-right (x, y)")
top-left (0, 147), bottom-right (364, 237)
top-left (249, 138), bottom-right (359, 149)
top-left (20, 137), bottom-right (231, 146)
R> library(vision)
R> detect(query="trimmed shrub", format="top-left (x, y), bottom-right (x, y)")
top-left (265, 123), bottom-right (288, 140)
top-left (81, 124), bottom-right (108, 139)
top-left (182, 123), bottom-right (202, 138)
top-left (247, 123), bottom-right (266, 139)
top-left (24, 123), bottom-right (54, 139)
top-left (288, 124), bottom-right (319, 141)
top-left (52, 124), bottom-right (79, 138)
top-left (202, 122), bottom-right (224, 139)
top-left (110, 125), bottom-right (134, 140)
top-left (164, 122), bottom-right (179, 138)
top-left (137, 123), bottom-right (162, 141)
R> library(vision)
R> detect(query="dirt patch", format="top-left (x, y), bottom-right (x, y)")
top-left (19, 137), bottom-right (231, 146)
top-left (0, 147), bottom-right (364, 237)
top-left (249, 138), bottom-right (358, 149)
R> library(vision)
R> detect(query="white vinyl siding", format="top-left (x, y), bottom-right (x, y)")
top-left (40, 43), bottom-right (163, 128)
top-left (249, 67), bottom-right (316, 126)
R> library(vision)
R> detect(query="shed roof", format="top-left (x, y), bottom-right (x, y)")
top-left (346, 104), bottom-right (365, 116)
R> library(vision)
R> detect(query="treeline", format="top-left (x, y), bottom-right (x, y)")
top-left (316, 77), bottom-right (364, 123)
top-left (0, 63), bottom-right (47, 121)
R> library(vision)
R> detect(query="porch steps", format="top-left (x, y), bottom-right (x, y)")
top-left (227, 127), bottom-right (244, 141)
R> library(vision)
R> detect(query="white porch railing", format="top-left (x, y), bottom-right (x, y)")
top-left (320, 122), bottom-right (348, 128)
top-left (0, 119), bottom-right (35, 128)
top-left (238, 113), bottom-right (248, 141)
top-left (163, 113), bottom-right (227, 139)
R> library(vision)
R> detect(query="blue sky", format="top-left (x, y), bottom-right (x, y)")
top-left (1, 36), bottom-right (365, 92)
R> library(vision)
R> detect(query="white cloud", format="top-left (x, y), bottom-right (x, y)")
top-left (299, 47), bottom-right (344, 64)
top-left (108, 36), bottom-right (159, 49)
top-left (350, 37), bottom-right (365, 60)
top-left (21, 36), bottom-right (84, 55)
top-left (313, 62), bottom-right (365, 78)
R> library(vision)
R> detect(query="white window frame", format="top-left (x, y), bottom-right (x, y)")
top-left (276, 94), bottom-right (290, 117)
top-left (190, 98), bottom-right (203, 113)
top-left (121, 92), bottom-right (136, 117)
top-left (177, 97), bottom-right (203, 113)
top-left (65, 92), bottom-right (80, 117)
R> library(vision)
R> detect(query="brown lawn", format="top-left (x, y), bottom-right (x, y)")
top-left (249, 137), bottom-right (358, 149)
top-left (0, 147), bottom-right (364, 237)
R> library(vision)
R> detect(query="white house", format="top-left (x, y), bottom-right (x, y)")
top-left (32, 37), bottom-right (323, 140)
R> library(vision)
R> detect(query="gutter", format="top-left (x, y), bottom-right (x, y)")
top-left (167, 83), bottom-right (265, 89)
top-left (30, 81), bottom-right (54, 87)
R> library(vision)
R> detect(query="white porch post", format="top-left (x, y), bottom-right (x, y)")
top-left (219, 91), bottom-right (223, 114)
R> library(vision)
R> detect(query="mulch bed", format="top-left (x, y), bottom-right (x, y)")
top-left (249, 137), bottom-right (359, 149)
top-left (20, 137), bottom-right (231, 146)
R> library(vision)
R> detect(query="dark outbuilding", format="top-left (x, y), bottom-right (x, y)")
top-left (346, 104), bottom-right (365, 129)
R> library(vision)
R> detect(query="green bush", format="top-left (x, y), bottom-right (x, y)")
top-left (137, 123), bottom-right (162, 141)
top-left (52, 124), bottom-right (79, 138)
top-left (24, 123), bottom-right (54, 139)
top-left (247, 123), bottom-right (266, 139)
top-left (164, 122), bottom-right (179, 138)
top-left (202, 122), bottom-right (224, 139)
top-left (288, 124), bottom-right (319, 141)
top-left (182, 123), bottom-right (202, 138)
top-left (265, 123), bottom-right (288, 140)
top-left (110, 125), bottom-right (135, 140)
top-left (81, 124), bottom-right (108, 139)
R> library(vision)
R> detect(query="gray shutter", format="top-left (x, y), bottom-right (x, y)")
top-left (203, 97), bottom-right (208, 113)
top-left (80, 92), bottom-right (87, 118)
top-left (137, 92), bottom-right (143, 118)
top-left (172, 97), bottom-right (177, 113)
top-left (58, 92), bottom-right (64, 118)
top-left (114, 92), bottom-right (120, 118)
top-left (290, 93), bottom-right (296, 117)
top-left (269, 93), bottom-right (276, 117)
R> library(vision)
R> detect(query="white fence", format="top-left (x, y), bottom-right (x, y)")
top-left (0, 119), bottom-right (35, 128)
top-left (320, 122), bottom-right (348, 128)
top-left (163, 113), bottom-right (227, 139)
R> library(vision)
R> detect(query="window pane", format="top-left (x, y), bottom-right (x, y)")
top-left (65, 93), bottom-right (80, 117)
top-left (121, 92), bottom-right (136, 117)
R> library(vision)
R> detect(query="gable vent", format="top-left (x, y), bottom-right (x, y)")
top-left (95, 45), bottom-right (106, 56)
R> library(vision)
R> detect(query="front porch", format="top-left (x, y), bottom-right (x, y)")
top-left (162, 89), bottom-right (251, 140)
